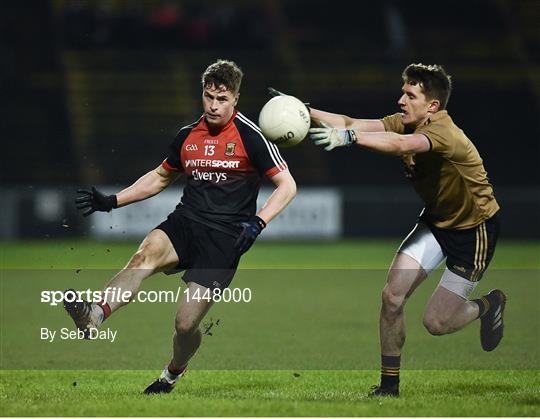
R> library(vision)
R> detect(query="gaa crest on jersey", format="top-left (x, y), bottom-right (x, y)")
top-left (224, 142), bottom-right (236, 156)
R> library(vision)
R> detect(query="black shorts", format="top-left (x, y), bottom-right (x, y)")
top-left (423, 213), bottom-right (500, 281)
top-left (155, 211), bottom-right (240, 290)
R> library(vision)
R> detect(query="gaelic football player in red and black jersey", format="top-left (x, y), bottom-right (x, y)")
top-left (67, 60), bottom-right (296, 394)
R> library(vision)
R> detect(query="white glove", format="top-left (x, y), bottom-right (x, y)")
top-left (309, 123), bottom-right (356, 151)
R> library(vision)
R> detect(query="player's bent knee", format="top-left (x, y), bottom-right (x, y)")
top-left (175, 318), bottom-right (199, 336)
top-left (381, 286), bottom-right (405, 314)
top-left (126, 249), bottom-right (155, 270)
top-left (423, 315), bottom-right (449, 336)
top-left (127, 239), bottom-right (169, 271)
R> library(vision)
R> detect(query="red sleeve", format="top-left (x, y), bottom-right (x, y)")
top-left (162, 159), bottom-right (181, 172)
top-left (265, 165), bottom-right (287, 177)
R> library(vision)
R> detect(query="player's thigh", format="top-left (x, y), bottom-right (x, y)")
top-left (398, 222), bottom-right (445, 275)
top-left (175, 282), bottom-right (214, 334)
top-left (134, 229), bottom-right (179, 271)
top-left (384, 253), bottom-right (427, 302)
top-left (385, 222), bottom-right (445, 300)
top-left (424, 279), bottom-right (471, 323)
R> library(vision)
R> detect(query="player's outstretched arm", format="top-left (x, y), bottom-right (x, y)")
top-left (309, 126), bottom-right (430, 155)
top-left (310, 108), bottom-right (385, 132)
top-left (268, 87), bottom-right (383, 132)
top-left (234, 170), bottom-right (296, 255)
top-left (75, 165), bottom-right (179, 217)
top-left (268, 87), bottom-right (384, 132)
top-left (353, 131), bottom-right (431, 155)
top-left (115, 165), bottom-right (179, 207)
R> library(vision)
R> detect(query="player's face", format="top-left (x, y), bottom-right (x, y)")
top-left (202, 84), bottom-right (239, 127)
top-left (398, 82), bottom-right (437, 128)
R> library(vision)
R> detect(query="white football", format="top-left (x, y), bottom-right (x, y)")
top-left (258, 95), bottom-right (311, 148)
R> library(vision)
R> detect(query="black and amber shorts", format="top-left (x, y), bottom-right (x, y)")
top-left (422, 213), bottom-right (500, 281)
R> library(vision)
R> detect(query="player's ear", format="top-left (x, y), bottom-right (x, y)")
top-left (428, 99), bottom-right (440, 113)
top-left (234, 93), bottom-right (240, 106)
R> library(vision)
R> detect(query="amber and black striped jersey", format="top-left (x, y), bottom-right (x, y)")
top-left (162, 111), bottom-right (288, 236)
top-left (382, 111), bottom-right (499, 230)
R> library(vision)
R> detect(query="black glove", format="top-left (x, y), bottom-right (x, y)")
top-left (75, 187), bottom-right (117, 217)
top-left (268, 87), bottom-right (310, 111)
top-left (235, 216), bottom-right (267, 255)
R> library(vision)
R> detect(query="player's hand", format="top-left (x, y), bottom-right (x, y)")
top-left (75, 187), bottom-right (117, 217)
top-left (267, 87), bottom-right (310, 111)
top-left (309, 123), bottom-right (356, 151)
top-left (235, 216), bottom-right (266, 255)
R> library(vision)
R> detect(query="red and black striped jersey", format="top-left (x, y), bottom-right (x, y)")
top-left (162, 111), bottom-right (288, 236)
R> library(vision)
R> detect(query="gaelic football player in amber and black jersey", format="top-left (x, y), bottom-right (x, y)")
top-left (304, 64), bottom-right (505, 397)
top-left (66, 60), bottom-right (296, 394)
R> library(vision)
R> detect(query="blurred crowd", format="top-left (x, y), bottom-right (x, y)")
top-left (60, 0), bottom-right (271, 49)
top-left (3, 0), bottom-right (538, 190)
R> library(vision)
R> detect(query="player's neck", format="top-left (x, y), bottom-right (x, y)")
top-left (407, 114), bottom-right (432, 130)
top-left (205, 110), bottom-right (236, 134)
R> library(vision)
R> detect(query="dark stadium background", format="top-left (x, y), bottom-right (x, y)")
top-left (1, 0), bottom-right (539, 240)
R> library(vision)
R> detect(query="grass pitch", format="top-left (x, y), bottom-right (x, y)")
top-left (2, 370), bottom-right (539, 416)
top-left (1, 239), bottom-right (539, 416)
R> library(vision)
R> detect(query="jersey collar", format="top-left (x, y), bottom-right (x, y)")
top-left (423, 110), bottom-right (448, 125)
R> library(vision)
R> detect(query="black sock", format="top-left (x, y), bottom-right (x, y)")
top-left (380, 355), bottom-right (400, 388)
top-left (472, 296), bottom-right (490, 318)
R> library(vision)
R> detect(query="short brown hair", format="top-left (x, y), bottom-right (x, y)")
top-left (402, 63), bottom-right (452, 109)
top-left (202, 59), bottom-right (243, 94)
